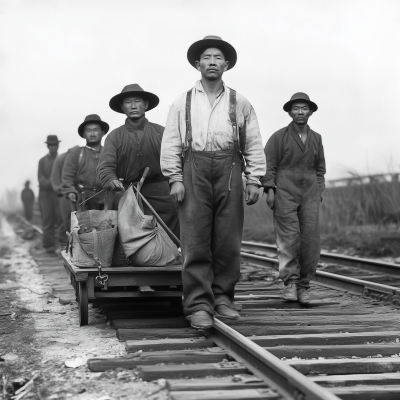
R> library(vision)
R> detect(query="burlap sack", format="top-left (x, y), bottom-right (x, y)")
top-left (68, 209), bottom-right (118, 267)
top-left (117, 187), bottom-right (179, 267)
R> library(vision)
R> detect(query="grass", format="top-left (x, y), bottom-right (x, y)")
top-left (243, 177), bottom-right (400, 256)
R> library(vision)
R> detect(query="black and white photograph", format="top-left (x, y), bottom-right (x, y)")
top-left (0, 0), bottom-right (400, 399)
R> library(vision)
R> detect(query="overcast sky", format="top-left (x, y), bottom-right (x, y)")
top-left (0, 0), bottom-right (399, 199)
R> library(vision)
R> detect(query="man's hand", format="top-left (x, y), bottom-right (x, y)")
top-left (170, 182), bottom-right (185, 203)
top-left (245, 184), bottom-right (260, 205)
top-left (109, 179), bottom-right (124, 191)
top-left (67, 193), bottom-right (77, 203)
top-left (266, 188), bottom-right (275, 210)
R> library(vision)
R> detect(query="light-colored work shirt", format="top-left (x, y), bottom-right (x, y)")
top-left (160, 80), bottom-right (266, 185)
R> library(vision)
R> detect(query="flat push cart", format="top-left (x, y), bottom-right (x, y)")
top-left (61, 251), bottom-right (183, 326)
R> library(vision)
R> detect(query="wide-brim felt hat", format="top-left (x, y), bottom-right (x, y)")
top-left (78, 114), bottom-right (110, 137)
top-left (283, 92), bottom-right (318, 112)
top-left (45, 135), bottom-right (61, 144)
top-left (109, 84), bottom-right (159, 113)
top-left (187, 35), bottom-right (237, 70)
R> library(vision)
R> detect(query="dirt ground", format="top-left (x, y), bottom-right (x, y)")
top-left (0, 216), bottom-right (167, 400)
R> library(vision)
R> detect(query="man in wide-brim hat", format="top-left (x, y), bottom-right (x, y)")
top-left (160, 36), bottom-right (266, 329)
top-left (38, 135), bottom-right (63, 253)
top-left (97, 84), bottom-right (180, 260)
top-left (261, 93), bottom-right (326, 304)
top-left (62, 114), bottom-right (109, 212)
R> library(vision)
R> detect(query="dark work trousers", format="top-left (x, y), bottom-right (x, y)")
top-left (179, 149), bottom-right (244, 316)
top-left (273, 170), bottom-right (321, 289)
top-left (23, 203), bottom-right (33, 221)
top-left (59, 196), bottom-right (72, 246)
top-left (39, 190), bottom-right (62, 249)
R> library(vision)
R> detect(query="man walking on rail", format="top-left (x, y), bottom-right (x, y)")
top-left (21, 181), bottom-right (34, 221)
top-left (97, 84), bottom-right (179, 239)
top-left (160, 35), bottom-right (266, 329)
top-left (38, 135), bottom-right (62, 254)
top-left (262, 93), bottom-right (326, 304)
top-left (62, 115), bottom-right (109, 211)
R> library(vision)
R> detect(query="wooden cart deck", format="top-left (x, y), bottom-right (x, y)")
top-left (61, 251), bottom-right (183, 326)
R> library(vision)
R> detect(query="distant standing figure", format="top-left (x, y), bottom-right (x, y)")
top-left (261, 93), bottom-right (326, 303)
top-left (21, 181), bottom-right (34, 221)
top-left (38, 135), bottom-right (62, 253)
top-left (62, 115), bottom-right (109, 211)
top-left (51, 146), bottom-right (79, 247)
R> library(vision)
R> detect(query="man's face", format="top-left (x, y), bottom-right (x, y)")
top-left (289, 102), bottom-right (313, 125)
top-left (195, 47), bottom-right (229, 80)
top-left (121, 96), bottom-right (148, 119)
top-left (47, 144), bottom-right (59, 155)
top-left (83, 123), bottom-right (105, 145)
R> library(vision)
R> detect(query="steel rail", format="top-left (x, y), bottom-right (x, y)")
top-left (208, 319), bottom-right (340, 400)
top-left (15, 214), bottom-right (43, 235)
top-left (242, 240), bottom-right (400, 276)
top-left (241, 251), bottom-right (400, 304)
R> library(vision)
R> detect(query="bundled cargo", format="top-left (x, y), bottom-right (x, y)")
top-left (118, 187), bottom-right (180, 267)
top-left (68, 209), bottom-right (118, 267)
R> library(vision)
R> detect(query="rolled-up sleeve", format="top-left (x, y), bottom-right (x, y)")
top-left (160, 103), bottom-right (184, 183)
top-left (97, 135), bottom-right (119, 188)
top-left (242, 106), bottom-right (266, 185)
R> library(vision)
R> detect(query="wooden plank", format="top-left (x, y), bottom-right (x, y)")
top-left (330, 385), bottom-right (400, 400)
top-left (117, 328), bottom-right (203, 341)
top-left (287, 358), bottom-right (400, 375)
top-left (87, 350), bottom-right (229, 372)
top-left (238, 300), bottom-right (340, 309)
top-left (239, 308), bottom-right (373, 316)
top-left (125, 338), bottom-right (215, 352)
top-left (87, 276), bottom-right (95, 299)
top-left (169, 389), bottom-right (279, 400)
top-left (222, 324), bottom-right (397, 337)
top-left (106, 310), bottom-right (179, 320)
top-left (250, 331), bottom-right (400, 347)
top-left (112, 317), bottom-right (189, 329)
top-left (137, 362), bottom-right (247, 380)
top-left (311, 372), bottom-right (400, 387)
top-left (264, 343), bottom-right (400, 358)
top-left (166, 376), bottom-right (267, 391)
top-left (105, 273), bottom-right (182, 287)
top-left (221, 316), bottom-right (396, 327)
top-left (235, 295), bottom-right (281, 300)
top-left (95, 291), bottom-right (182, 298)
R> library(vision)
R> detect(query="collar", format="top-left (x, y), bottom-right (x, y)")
top-left (195, 80), bottom-right (226, 98)
top-left (126, 117), bottom-right (147, 132)
top-left (85, 145), bottom-right (102, 152)
top-left (288, 121), bottom-right (309, 136)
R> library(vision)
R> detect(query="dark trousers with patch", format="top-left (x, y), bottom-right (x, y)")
top-left (179, 150), bottom-right (244, 316)
top-left (273, 173), bottom-right (321, 289)
top-left (39, 190), bottom-right (62, 249)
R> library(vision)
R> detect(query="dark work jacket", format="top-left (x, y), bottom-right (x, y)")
top-left (261, 122), bottom-right (326, 194)
top-left (97, 119), bottom-right (166, 187)
top-left (38, 153), bottom-right (57, 192)
top-left (62, 146), bottom-right (103, 197)
top-left (21, 187), bottom-right (34, 205)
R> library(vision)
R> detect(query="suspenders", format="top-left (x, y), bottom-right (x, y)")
top-left (184, 87), bottom-right (245, 191)
top-left (184, 87), bottom-right (246, 156)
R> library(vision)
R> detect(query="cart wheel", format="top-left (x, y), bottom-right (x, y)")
top-left (78, 282), bottom-right (89, 326)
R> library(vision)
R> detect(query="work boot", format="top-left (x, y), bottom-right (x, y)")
top-left (187, 311), bottom-right (213, 329)
top-left (214, 305), bottom-right (240, 319)
top-left (282, 283), bottom-right (298, 301)
top-left (297, 288), bottom-right (310, 304)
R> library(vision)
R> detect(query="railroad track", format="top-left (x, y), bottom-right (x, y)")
top-left (13, 215), bottom-right (400, 399)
